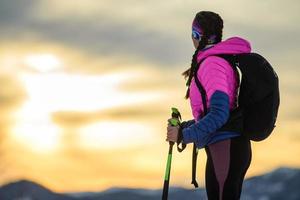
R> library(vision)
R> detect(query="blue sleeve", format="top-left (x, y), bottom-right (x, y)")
top-left (181, 119), bottom-right (195, 129)
top-left (182, 90), bottom-right (230, 148)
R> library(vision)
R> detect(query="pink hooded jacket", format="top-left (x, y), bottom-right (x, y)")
top-left (189, 37), bottom-right (251, 121)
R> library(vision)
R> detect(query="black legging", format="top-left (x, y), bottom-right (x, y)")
top-left (204, 135), bottom-right (252, 200)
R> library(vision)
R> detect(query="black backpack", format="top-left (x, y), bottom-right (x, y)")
top-left (195, 53), bottom-right (280, 141)
top-left (190, 52), bottom-right (280, 188)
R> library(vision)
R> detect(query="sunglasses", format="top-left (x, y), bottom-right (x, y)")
top-left (192, 29), bottom-right (202, 41)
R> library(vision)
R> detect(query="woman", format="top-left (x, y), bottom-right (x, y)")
top-left (166, 11), bottom-right (252, 200)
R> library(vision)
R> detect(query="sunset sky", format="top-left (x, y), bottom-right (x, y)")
top-left (0, 0), bottom-right (299, 193)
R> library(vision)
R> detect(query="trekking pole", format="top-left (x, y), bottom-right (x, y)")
top-left (162, 107), bottom-right (181, 200)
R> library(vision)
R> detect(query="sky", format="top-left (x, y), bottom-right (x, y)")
top-left (0, 0), bottom-right (300, 193)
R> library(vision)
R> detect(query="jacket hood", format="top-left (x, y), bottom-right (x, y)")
top-left (197, 37), bottom-right (251, 63)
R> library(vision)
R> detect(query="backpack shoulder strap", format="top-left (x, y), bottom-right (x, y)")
top-left (192, 54), bottom-right (238, 114)
top-left (190, 59), bottom-right (208, 189)
top-left (193, 61), bottom-right (208, 115)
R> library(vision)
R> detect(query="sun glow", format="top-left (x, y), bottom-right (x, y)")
top-left (11, 102), bottom-right (60, 153)
top-left (78, 121), bottom-right (156, 149)
top-left (10, 71), bottom-right (161, 152)
top-left (12, 112), bottom-right (61, 152)
top-left (17, 72), bottom-right (160, 111)
top-left (24, 54), bottom-right (61, 72)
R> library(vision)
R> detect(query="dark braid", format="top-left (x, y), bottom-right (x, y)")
top-left (183, 11), bottom-right (223, 99)
top-left (184, 35), bottom-right (208, 99)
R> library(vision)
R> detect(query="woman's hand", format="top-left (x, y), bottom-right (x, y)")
top-left (166, 119), bottom-right (180, 143)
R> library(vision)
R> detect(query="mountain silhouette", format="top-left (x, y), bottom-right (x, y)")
top-left (0, 167), bottom-right (299, 200)
top-left (0, 180), bottom-right (75, 200)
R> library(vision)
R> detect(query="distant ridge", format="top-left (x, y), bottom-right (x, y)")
top-left (0, 167), bottom-right (299, 200)
top-left (241, 167), bottom-right (300, 200)
top-left (0, 180), bottom-right (75, 200)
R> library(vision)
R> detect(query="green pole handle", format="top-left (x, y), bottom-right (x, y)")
top-left (162, 107), bottom-right (181, 200)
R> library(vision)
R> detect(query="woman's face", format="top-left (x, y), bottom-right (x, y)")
top-left (192, 36), bottom-right (199, 49)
